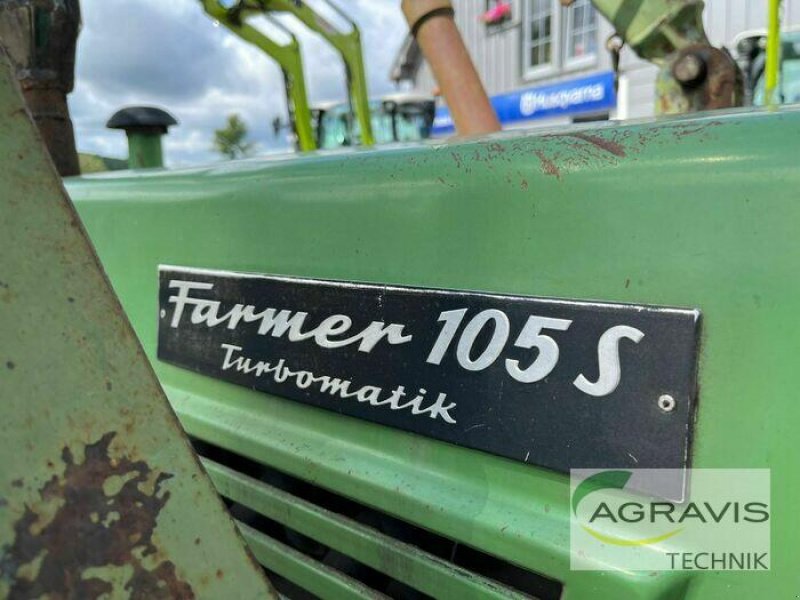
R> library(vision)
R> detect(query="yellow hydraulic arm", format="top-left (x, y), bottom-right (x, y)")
top-left (764, 0), bottom-right (782, 105)
top-left (200, 0), bottom-right (374, 150)
top-left (258, 0), bottom-right (374, 146)
top-left (200, 1), bottom-right (317, 151)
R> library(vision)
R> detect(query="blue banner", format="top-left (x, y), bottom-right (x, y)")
top-left (431, 71), bottom-right (616, 136)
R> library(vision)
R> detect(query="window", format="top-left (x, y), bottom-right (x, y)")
top-left (523, 0), bottom-right (598, 78)
top-left (524, 0), bottom-right (553, 73)
top-left (565, 0), bottom-right (598, 64)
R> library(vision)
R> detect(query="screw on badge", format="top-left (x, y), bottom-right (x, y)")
top-left (658, 394), bottom-right (676, 413)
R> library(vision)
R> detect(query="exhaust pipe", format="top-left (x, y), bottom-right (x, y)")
top-left (401, 0), bottom-right (500, 136)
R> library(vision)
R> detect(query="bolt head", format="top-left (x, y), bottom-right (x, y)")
top-left (673, 53), bottom-right (706, 86)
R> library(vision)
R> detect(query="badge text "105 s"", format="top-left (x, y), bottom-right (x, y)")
top-left (426, 308), bottom-right (643, 397)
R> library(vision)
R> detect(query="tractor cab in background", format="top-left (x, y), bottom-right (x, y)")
top-left (736, 28), bottom-right (800, 105)
top-left (313, 92), bottom-right (435, 149)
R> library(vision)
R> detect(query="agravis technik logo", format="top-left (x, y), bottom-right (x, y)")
top-left (570, 469), bottom-right (770, 571)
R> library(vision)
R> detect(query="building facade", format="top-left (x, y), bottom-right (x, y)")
top-left (393, 0), bottom-right (800, 133)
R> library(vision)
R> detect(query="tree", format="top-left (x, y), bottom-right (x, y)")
top-left (213, 114), bottom-right (255, 159)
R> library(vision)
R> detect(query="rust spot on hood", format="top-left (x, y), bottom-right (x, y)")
top-left (528, 117), bottom-right (728, 181)
top-left (532, 130), bottom-right (627, 179)
top-left (0, 432), bottom-right (194, 599)
top-left (534, 150), bottom-right (561, 180)
top-left (565, 132), bottom-right (626, 157)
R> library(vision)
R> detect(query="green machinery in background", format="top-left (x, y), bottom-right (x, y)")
top-left (735, 26), bottom-right (800, 106)
top-left (314, 92), bottom-right (436, 149)
top-left (200, 0), bottom-right (374, 152)
top-left (588, 0), bottom-right (742, 114)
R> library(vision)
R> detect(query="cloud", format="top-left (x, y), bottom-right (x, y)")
top-left (69, 0), bottom-right (408, 166)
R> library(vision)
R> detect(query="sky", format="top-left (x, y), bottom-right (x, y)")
top-left (69, 0), bottom-right (407, 166)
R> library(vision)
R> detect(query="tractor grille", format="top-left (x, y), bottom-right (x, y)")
top-left (192, 439), bottom-right (562, 600)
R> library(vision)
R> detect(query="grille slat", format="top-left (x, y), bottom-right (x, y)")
top-left (238, 521), bottom-right (389, 600)
top-left (207, 459), bottom-right (533, 600)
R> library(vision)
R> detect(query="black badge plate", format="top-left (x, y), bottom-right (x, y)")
top-left (158, 266), bottom-right (700, 478)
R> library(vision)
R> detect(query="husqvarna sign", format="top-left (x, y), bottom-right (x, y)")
top-left (432, 71), bottom-right (616, 135)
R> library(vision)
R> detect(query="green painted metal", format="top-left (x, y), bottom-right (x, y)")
top-left (201, 0), bottom-right (317, 151)
top-left (67, 106), bottom-right (800, 598)
top-left (205, 459), bottom-right (529, 599)
top-left (238, 522), bottom-right (387, 600)
top-left (127, 130), bottom-right (165, 169)
top-left (0, 49), bottom-right (275, 598)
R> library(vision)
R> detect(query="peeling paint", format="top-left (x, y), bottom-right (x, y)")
top-left (565, 132), bottom-right (626, 157)
top-left (534, 150), bottom-right (561, 180)
top-left (0, 432), bottom-right (194, 599)
top-left (527, 118), bottom-right (728, 179)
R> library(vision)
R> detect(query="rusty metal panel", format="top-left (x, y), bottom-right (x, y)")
top-left (0, 48), bottom-right (275, 599)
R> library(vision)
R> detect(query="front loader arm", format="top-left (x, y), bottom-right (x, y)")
top-left (200, 0), bottom-right (317, 151)
top-left (252, 0), bottom-right (374, 146)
